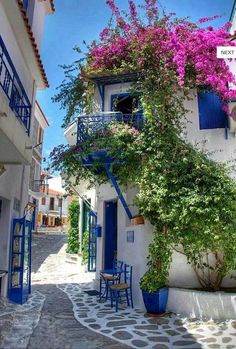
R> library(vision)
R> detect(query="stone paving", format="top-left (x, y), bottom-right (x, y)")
top-left (0, 233), bottom-right (236, 349)
top-left (58, 282), bottom-right (236, 349)
top-left (0, 291), bottom-right (45, 349)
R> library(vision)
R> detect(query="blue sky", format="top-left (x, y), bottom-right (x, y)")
top-left (37, 0), bottom-right (235, 163)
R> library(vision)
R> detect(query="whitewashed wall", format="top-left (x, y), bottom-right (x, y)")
top-left (0, 3), bottom-right (34, 99)
top-left (85, 83), bottom-right (236, 308)
top-left (30, 0), bottom-right (48, 50)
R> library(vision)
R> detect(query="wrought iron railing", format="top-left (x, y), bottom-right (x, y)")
top-left (77, 112), bottom-right (144, 145)
top-left (32, 180), bottom-right (49, 194)
top-left (0, 36), bottom-right (32, 135)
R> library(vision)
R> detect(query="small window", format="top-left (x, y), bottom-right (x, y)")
top-left (58, 198), bottom-right (62, 208)
top-left (49, 197), bottom-right (54, 210)
top-left (37, 127), bottom-right (43, 144)
top-left (111, 94), bottom-right (138, 114)
top-left (41, 197), bottom-right (46, 205)
top-left (198, 91), bottom-right (227, 130)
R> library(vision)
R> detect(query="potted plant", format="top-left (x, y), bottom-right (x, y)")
top-left (140, 231), bottom-right (171, 315)
top-left (131, 214), bottom-right (145, 225)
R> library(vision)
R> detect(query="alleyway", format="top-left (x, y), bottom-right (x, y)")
top-left (0, 234), bottom-right (130, 349)
top-left (1, 233), bottom-right (236, 349)
top-left (29, 234), bottom-right (131, 349)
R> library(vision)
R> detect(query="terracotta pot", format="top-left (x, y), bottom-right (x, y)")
top-left (131, 215), bottom-right (144, 225)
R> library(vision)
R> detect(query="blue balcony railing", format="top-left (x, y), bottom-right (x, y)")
top-left (77, 112), bottom-right (144, 145)
top-left (0, 36), bottom-right (31, 135)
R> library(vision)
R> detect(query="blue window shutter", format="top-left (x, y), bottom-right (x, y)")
top-left (198, 91), bottom-right (226, 129)
top-left (23, 0), bottom-right (29, 10)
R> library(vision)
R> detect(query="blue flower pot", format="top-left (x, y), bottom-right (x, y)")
top-left (142, 287), bottom-right (169, 314)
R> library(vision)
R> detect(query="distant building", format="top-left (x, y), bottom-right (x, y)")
top-left (29, 102), bottom-right (49, 231)
top-left (37, 177), bottom-right (68, 229)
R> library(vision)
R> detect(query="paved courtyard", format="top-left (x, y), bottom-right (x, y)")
top-left (0, 233), bottom-right (236, 349)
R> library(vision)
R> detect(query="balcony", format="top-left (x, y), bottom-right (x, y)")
top-left (77, 112), bottom-right (144, 145)
top-left (0, 36), bottom-right (31, 133)
top-left (0, 36), bottom-right (32, 164)
top-left (29, 180), bottom-right (49, 198)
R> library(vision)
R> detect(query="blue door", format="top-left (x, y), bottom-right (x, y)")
top-left (104, 201), bottom-right (117, 269)
top-left (88, 211), bottom-right (97, 272)
top-left (8, 217), bottom-right (32, 304)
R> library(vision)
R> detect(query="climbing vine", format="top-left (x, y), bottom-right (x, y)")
top-left (51, 0), bottom-right (236, 292)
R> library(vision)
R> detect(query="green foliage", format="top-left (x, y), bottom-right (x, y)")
top-left (52, 50), bottom-right (94, 128)
top-left (81, 230), bottom-right (89, 265)
top-left (66, 199), bottom-right (80, 254)
top-left (137, 121), bottom-right (236, 291)
top-left (51, 5), bottom-right (236, 292)
top-left (140, 231), bottom-right (172, 292)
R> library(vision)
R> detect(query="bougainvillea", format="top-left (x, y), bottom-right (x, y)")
top-left (51, 0), bottom-right (236, 292)
top-left (87, 0), bottom-right (236, 104)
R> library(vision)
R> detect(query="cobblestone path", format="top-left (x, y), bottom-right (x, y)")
top-left (1, 233), bottom-right (236, 349)
top-left (28, 234), bottom-right (131, 349)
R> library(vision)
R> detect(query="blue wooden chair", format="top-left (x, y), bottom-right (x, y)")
top-left (99, 259), bottom-right (123, 301)
top-left (109, 264), bottom-right (133, 312)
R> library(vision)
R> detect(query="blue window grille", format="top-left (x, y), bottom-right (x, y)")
top-left (77, 112), bottom-right (144, 145)
top-left (0, 36), bottom-right (32, 135)
top-left (198, 91), bottom-right (227, 130)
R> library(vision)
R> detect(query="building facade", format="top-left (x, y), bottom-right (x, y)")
top-left (64, 16), bottom-right (236, 309)
top-left (28, 101), bottom-right (49, 230)
top-left (0, 0), bottom-right (54, 297)
top-left (37, 177), bottom-right (68, 230)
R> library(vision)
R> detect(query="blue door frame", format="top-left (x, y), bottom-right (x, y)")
top-left (104, 201), bottom-right (117, 269)
top-left (88, 211), bottom-right (97, 272)
top-left (32, 198), bottom-right (36, 230)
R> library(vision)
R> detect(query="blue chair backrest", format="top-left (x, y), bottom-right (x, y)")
top-left (113, 259), bottom-right (123, 270)
top-left (124, 264), bottom-right (132, 287)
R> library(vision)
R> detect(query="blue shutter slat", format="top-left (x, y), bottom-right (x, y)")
top-left (198, 91), bottom-right (226, 130)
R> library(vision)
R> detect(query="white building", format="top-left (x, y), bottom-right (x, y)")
top-left (28, 101), bottom-right (49, 231)
top-left (64, 5), bottom-right (236, 311)
top-left (37, 176), bottom-right (68, 229)
top-left (0, 0), bottom-right (54, 297)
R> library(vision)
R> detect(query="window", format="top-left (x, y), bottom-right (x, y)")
top-left (111, 93), bottom-right (138, 114)
top-left (198, 91), bottom-right (227, 130)
top-left (41, 197), bottom-right (46, 205)
top-left (58, 198), bottom-right (62, 208)
top-left (37, 127), bottom-right (43, 144)
top-left (49, 197), bottom-right (54, 210)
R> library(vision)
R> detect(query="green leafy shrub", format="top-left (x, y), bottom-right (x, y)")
top-left (66, 200), bottom-right (80, 254)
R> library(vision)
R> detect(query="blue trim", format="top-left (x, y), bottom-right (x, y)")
top-left (198, 91), bottom-right (227, 130)
top-left (8, 217), bottom-right (32, 304)
top-left (23, 0), bottom-right (29, 10)
top-left (104, 164), bottom-right (133, 220)
top-left (0, 36), bottom-right (31, 134)
top-left (104, 201), bottom-right (117, 269)
top-left (230, 0), bottom-right (236, 22)
top-left (102, 85), bottom-right (105, 112)
top-left (88, 212), bottom-right (97, 272)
